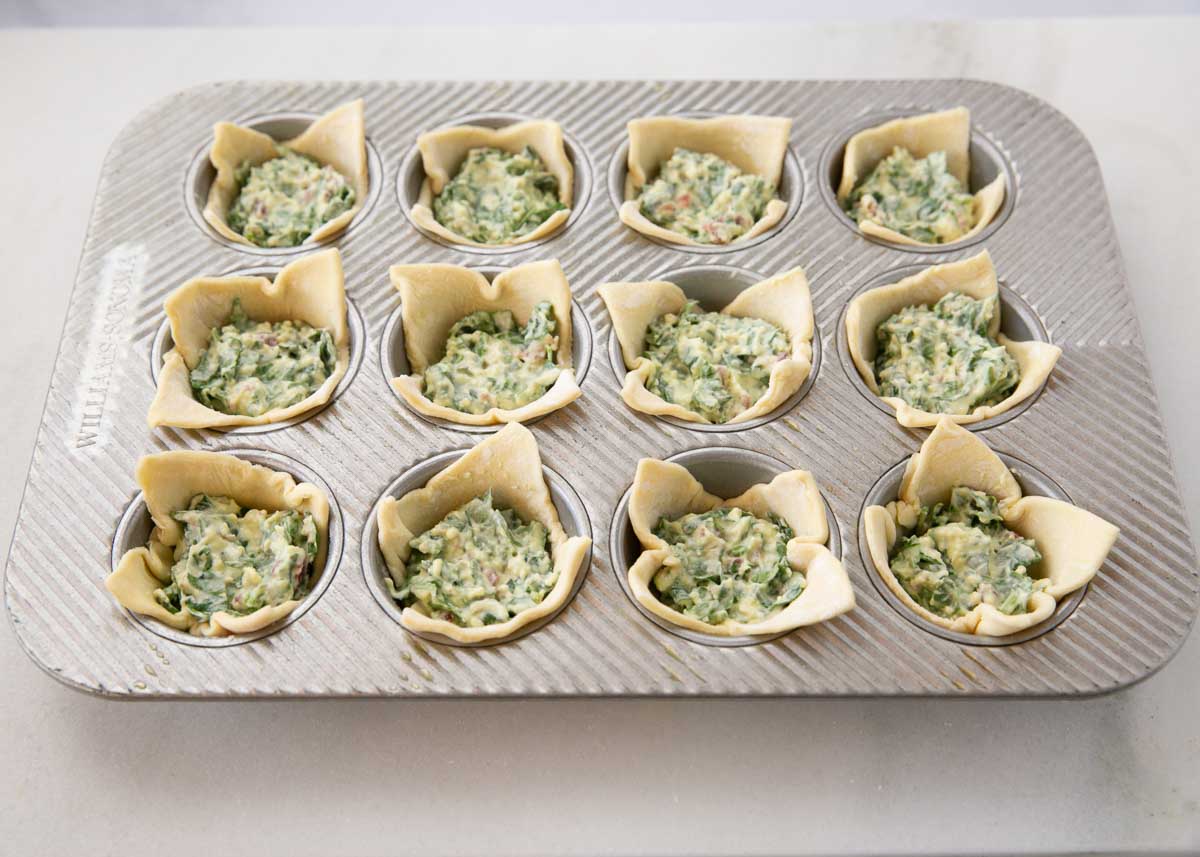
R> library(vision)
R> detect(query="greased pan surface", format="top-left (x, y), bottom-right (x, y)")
top-left (4, 80), bottom-right (1197, 698)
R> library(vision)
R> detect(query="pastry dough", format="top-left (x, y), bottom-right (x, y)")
top-left (106, 451), bottom-right (331, 637)
top-left (625, 458), bottom-right (854, 636)
top-left (619, 114), bottom-right (792, 246)
top-left (862, 418), bottom-right (1119, 636)
top-left (836, 106), bottom-right (1006, 246)
top-left (148, 248), bottom-right (350, 429)
top-left (376, 422), bottom-right (591, 643)
top-left (203, 99), bottom-right (368, 247)
top-left (410, 120), bottom-right (574, 247)
top-left (599, 267), bottom-right (813, 424)
top-left (388, 259), bottom-right (581, 425)
top-left (845, 250), bottom-right (1060, 427)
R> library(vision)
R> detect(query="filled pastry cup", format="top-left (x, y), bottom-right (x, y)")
top-left (835, 106), bottom-right (1006, 247)
top-left (625, 458), bottom-right (854, 637)
top-left (202, 98), bottom-right (368, 247)
top-left (409, 119), bottom-right (574, 247)
top-left (618, 114), bottom-right (792, 246)
top-left (375, 422), bottom-right (592, 644)
top-left (106, 450), bottom-right (332, 638)
top-left (844, 249), bottom-right (1060, 428)
top-left (148, 248), bottom-right (350, 429)
top-left (599, 266), bottom-right (814, 425)
top-left (388, 259), bottom-right (582, 426)
top-left (862, 418), bottom-right (1119, 637)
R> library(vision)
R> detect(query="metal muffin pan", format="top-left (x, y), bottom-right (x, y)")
top-left (396, 111), bottom-right (594, 255)
top-left (606, 109), bottom-right (805, 254)
top-left (604, 263), bottom-right (821, 433)
top-left (4, 79), bottom-right (1197, 698)
top-left (608, 446), bottom-right (842, 648)
top-left (185, 111), bottom-right (385, 255)
top-left (108, 447), bottom-right (346, 648)
top-left (149, 266), bottom-right (367, 436)
top-left (816, 107), bottom-right (1018, 253)
top-left (360, 449), bottom-right (594, 647)
top-left (834, 264), bottom-right (1052, 432)
top-left (380, 265), bottom-right (594, 434)
top-left (857, 449), bottom-right (1087, 647)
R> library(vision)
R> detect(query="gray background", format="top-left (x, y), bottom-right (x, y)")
top-left (2, 11), bottom-right (1199, 857)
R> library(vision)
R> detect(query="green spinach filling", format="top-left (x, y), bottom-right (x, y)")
top-left (227, 149), bottom-right (355, 248)
top-left (637, 148), bottom-right (776, 245)
top-left (154, 494), bottom-right (319, 623)
top-left (190, 298), bottom-right (337, 417)
top-left (844, 147), bottom-right (974, 244)
top-left (423, 302), bottom-right (561, 414)
top-left (874, 291), bottom-right (1019, 415)
top-left (389, 492), bottom-right (558, 628)
top-left (642, 300), bottom-right (789, 423)
top-left (652, 507), bottom-right (803, 625)
top-left (889, 487), bottom-right (1045, 620)
top-left (432, 146), bottom-right (565, 244)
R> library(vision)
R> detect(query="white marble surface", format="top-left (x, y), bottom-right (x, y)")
top-left (1, 17), bottom-right (1198, 857)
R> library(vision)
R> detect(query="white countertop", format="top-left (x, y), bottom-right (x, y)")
top-left (1, 17), bottom-right (1198, 857)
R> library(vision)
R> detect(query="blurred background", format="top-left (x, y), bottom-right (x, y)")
top-left (4, 0), bottom-right (1198, 26)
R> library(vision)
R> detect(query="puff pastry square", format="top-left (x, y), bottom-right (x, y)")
top-left (836, 106), bottom-right (1006, 246)
top-left (376, 422), bottom-right (591, 643)
top-left (619, 114), bottom-right (792, 246)
top-left (148, 248), bottom-right (350, 429)
top-left (862, 418), bottom-right (1119, 637)
top-left (388, 259), bottom-right (581, 426)
top-left (599, 267), bottom-right (813, 424)
top-left (106, 451), bottom-right (331, 637)
top-left (203, 99), bottom-right (368, 247)
top-left (409, 119), bottom-right (574, 247)
top-left (625, 458), bottom-right (854, 637)
top-left (844, 250), bottom-right (1060, 428)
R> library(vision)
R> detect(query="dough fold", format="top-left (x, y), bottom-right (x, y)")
top-left (862, 418), bottom-right (1119, 636)
top-left (376, 422), bottom-right (591, 643)
top-left (388, 259), bottom-right (581, 426)
top-left (599, 267), bottom-right (814, 424)
top-left (625, 458), bottom-right (853, 637)
top-left (106, 451), bottom-right (331, 637)
top-left (148, 248), bottom-right (350, 429)
top-left (844, 250), bottom-right (1060, 427)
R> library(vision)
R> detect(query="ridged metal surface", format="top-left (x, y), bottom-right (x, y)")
top-left (4, 79), bottom-right (1197, 698)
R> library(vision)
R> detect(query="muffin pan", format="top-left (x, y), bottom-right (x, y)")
top-left (4, 79), bottom-right (1197, 698)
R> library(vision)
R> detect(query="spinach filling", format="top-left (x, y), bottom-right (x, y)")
top-left (889, 487), bottom-right (1045, 620)
top-left (189, 298), bottom-right (337, 417)
top-left (641, 300), bottom-right (789, 423)
top-left (652, 507), bottom-right (803, 626)
top-left (389, 492), bottom-right (558, 628)
top-left (227, 149), bottom-right (356, 248)
top-left (637, 148), bottom-right (776, 245)
top-left (154, 494), bottom-right (319, 623)
top-left (431, 146), bottom-right (566, 244)
top-left (422, 301), bottom-right (561, 415)
top-left (844, 147), bottom-right (974, 244)
top-left (874, 291), bottom-right (1019, 415)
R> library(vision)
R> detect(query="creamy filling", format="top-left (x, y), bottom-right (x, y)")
top-left (190, 298), bottom-right (337, 417)
top-left (637, 148), bottom-right (776, 245)
top-left (431, 146), bottom-right (565, 243)
top-left (422, 302), bottom-right (561, 414)
top-left (844, 147), bottom-right (974, 244)
top-left (642, 300), bottom-right (788, 423)
top-left (889, 486), bottom-right (1045, 620)
top-left (389, 492), bottom-right (557, 628)
top-left (652, 507), bottom-right (802, 625)
top-left (874, 291), bottom-right (1019, 415)
top-left (154, 494), bottom-right (319, 623)
top-left (227, 149), bottom-right (355, 248)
